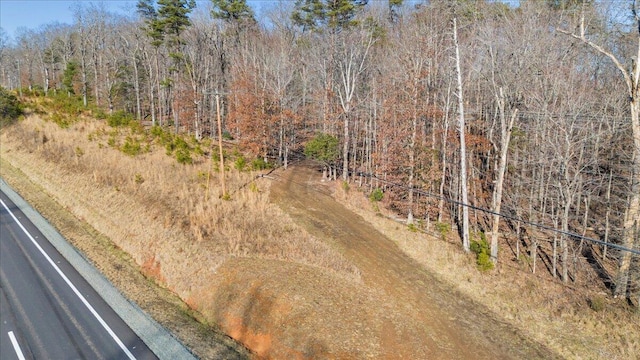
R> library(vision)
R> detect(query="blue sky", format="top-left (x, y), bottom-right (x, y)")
top-left (0, 0), bottom-right (522, 42)
top-left (0, 0), bottom-right (275, 41)
top-left (1, 1), bottom-right (137, 39)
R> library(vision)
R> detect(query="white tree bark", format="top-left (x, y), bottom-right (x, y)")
top-left (453, 18), bottom-right (470, 252)
top-left (490, 89), bottom-right (517, 264)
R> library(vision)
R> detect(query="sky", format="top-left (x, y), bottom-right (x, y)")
top-left (0, 0), bottom-right (129, 38)
top-left (0, 0), bottom-right (525, 43)
top-left (0, 0), bottom-right (275, 42)
top-left (0, 0), bottom-right (137, 40)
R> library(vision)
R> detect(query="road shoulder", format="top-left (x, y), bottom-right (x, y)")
top-left (0, 178), bottom-right (198, 360)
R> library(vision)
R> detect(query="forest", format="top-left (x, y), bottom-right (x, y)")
top-left (0, 0), bottom-right (638, 307)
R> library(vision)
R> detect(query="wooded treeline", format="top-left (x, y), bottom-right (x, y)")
top-left (0, 0), bottom-right (638, 305)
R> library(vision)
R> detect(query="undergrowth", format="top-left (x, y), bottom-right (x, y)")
top-left (2, 103), bottom-right (359, 283)
top-left (470, 231), bottom-right (494, 271)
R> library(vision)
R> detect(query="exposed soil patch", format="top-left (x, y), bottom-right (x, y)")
top-left (269, 162), bottom-right (559, 359)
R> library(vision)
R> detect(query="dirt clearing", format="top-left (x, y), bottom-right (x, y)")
top-left (270, 162), bottom-right (558, 359)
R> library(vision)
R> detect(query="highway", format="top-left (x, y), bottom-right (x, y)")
top-left (0, 189), bottom-right (157, 360)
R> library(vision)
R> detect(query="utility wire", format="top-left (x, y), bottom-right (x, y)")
top-left (356, 171), bottom-right (640, 256)
top-left (249, 150), bottom-right (638, 256)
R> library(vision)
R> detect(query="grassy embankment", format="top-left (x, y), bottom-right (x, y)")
top-left (3, 92), bottom-right (639, 359)
top-left (0, 93), bottom-right (380, 358)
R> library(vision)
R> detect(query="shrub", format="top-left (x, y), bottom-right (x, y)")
top-left (470, 232), bottom-right (494, 271)
top-left (175, 137), bottom-right (193, 160)
top-left (0, 87), bottom-right (24, 127)
top-left (107, 110), bottom-right (134, 127)
top-left (121, 136), bottom-right (142, 156)
top-left (175, 147), bottom-right (192, 164)
top-left (251, 157), bottom-right (269, 170)
top-left (151, 125), bottom-right (165, 138)
top-left (304, 133), bottom-right (339, 163)
top-left (49, 92), bottom-right (84, 116)
top-left (342, 181), bottom-right (350, 192)
top-left (369, 188), bottom-right (384, 202)
top-left (22, 87), bottom-right (44, 97)
top-left (435, 222), bottom-right (450, 240)
top-left (372, 202), bottom-right (380, 213)
top-left (407, 223), bottom-right (418, 232)
top-left (93, 108), bottom-right (107, 120)
top-left (165, 142), bottom-right (175, 155)
top-left (222, 130), bottom-right (234, 140)
top-left (174, 136), bottom-right (189, 150)
top-left (50, 113), bottom-right (70, 128)
top-left (128, 120), bottom-right (144, 135)
top-left (588, 296), bottom-right (605, 312)
top-left (235, 154), bottom-right (247, 171)
top-left (107, 136), bottom-right (117, 148)
top-left (158, 130), bottom-right (174, 146)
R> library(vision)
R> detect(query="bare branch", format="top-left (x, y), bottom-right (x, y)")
top-left (557, 21), bottom-right (633, 97)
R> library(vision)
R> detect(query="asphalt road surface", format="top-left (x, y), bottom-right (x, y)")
top-left (0, 189), bottom-right (157, 360)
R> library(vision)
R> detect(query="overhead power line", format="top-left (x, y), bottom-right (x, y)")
top-left (355, 171), bottom-right (640, 256)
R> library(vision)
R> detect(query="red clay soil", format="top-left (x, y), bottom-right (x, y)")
top-left (269, 162), bottom-right (559, 360)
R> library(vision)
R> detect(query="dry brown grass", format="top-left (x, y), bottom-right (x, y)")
top-left (0, 158), bottom-right (250, 359)
top-left (1, 111), bottom-right (361, 330)
top-left (2, 112), bottom-right (359, 284)
top-left (335, 183), bottom-right (640, 360)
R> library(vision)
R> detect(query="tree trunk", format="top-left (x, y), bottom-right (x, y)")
top-left (490, 92), bottom-right (517, 264)
top-left (343, 111), bottom-right (350, 181)
top-left (407, 71), bottom-right (420, 225)
top-left (133, 50), bottom-right (141, 121)
top-left (438, 82), bottom-right (452, 223)
top-left (604, 169), bottom-right (613, 259)
top-left (561, 198), bottom-right (571, 283)
top-left (616, 98), bottom-right (640, 298)
top-left (453, 18), bottom-right (470, 252)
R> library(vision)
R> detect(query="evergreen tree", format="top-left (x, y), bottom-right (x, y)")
top-left (137, 0), bottom-right (195, 47)
top-left (137, 0), bottom-right (164, 46)
top-left (0, 87), bottom-right (23, 127)
top-left (292, 0), bottom-right (368, 32)
top-left (62, 61), bottom-right (78, 96)
top-left (210, 0), bottom-right (255, 23)
top-left (157, 0), bottom-right (196, 48)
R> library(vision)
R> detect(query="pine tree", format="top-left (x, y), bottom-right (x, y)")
top-left (62, 61), bottom-right (78, 96)
top-left (210, 0), bottom-right (255, 23)
top-left (137, 0), bottom-right (164, 46)
top-left (292, 0), bottom-right (368, 32)
top-left (157, 0), bottom-right (196, 48)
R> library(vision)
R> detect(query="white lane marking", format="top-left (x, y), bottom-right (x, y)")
top-left (8, 331), bottom-right (26, 360)
top-left (0, 199), bottom-right (136, 360)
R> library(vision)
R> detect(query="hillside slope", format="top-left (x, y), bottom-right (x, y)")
top-left (1, 110), bottom-right (638, 359)
top-left (269, 162), bottom-right (557, 359)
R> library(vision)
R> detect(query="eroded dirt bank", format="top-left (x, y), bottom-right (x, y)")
top-left (269, 163), bottom-right (558, 359)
